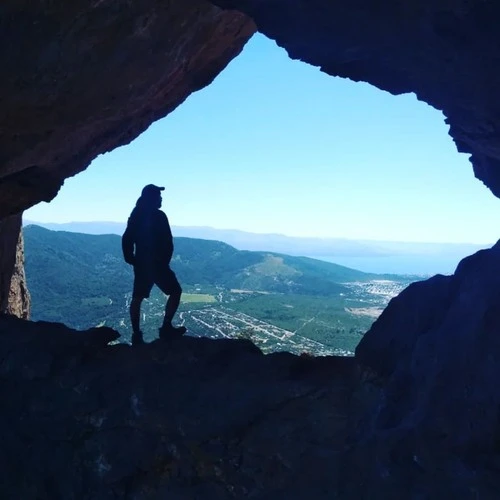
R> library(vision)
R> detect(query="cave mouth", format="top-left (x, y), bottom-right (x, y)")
top-left (3, 3), bottom-right (500, 496)
top-left (26, 33), bottom-right (499, 248)
top-left (22, 32), bottom-right (500, 355)
top-left (17, 24), bottom-right (500, 360)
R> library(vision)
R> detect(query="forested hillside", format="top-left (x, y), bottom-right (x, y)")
top-left (23, 225), bottom-right (411, 353)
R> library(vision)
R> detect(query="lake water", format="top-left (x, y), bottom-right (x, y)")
top-left (313, 254), bottom-right (468, 276)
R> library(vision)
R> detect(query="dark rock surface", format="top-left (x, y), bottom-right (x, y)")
top-left (353, 241), bottom-right (500, 497)
top-left (4, 243), bottom-right (500, 500)
top-left (0, 315), bottom-right (357, 499)
top-left (212, 0), bottom-right (500, 197)
top-left (0, 1), bottom-right (254, 217)
top-left (0, 216), bottom-right (30, 318)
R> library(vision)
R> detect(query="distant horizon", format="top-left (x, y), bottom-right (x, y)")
top-left (23, 218), bottom-right (496, 246)
top-left (24, 219), bottom-right (492, 275)
top-left (24, 34), bottom-right (500, 246)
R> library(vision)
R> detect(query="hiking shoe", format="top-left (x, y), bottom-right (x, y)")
top-left (159, 325), bottom-right (187, 340)
top-left (131, 332), bottom-right (145, 346)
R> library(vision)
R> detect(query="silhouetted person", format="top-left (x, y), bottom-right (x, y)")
top-left (122, 184), bottom-right (186, 345)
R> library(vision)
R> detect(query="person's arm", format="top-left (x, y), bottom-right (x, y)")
top-left (122, 217), bottom-right (136, 265)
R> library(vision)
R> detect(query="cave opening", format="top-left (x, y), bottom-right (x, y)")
top-left (4, 4), bottom-right (500, 496)
top-left (23, 33), bottom-right (500, 354)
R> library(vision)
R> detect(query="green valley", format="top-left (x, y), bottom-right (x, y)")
top-left (24, 224), bottom-right (416, 355)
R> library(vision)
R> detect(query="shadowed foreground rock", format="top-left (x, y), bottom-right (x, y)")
top-left (353, 240), bottom-right (500, 498)
top-left (0, 315), bottom-right (356, 499)
top-left (3, 269), bottom-right (500, 500)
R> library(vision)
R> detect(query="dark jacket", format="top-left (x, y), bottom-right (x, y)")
top-left (122, 208), bottom-right (174, 267)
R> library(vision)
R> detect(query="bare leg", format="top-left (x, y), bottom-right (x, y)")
top-left (162, 288), bottom-right (181, 328)
top-left (130, 296), bottom-right (143, 334)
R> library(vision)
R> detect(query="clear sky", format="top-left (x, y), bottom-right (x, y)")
top-left (26, 34), bottom-right (500, 244)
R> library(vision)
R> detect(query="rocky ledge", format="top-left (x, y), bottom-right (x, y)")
top-left (3, 242), bottom-right (500, 498)
top-left (0, 315), bottom-right (356, 499)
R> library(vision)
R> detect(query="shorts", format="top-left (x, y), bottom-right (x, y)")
top-left (133, 264), bottom-right (181, 299)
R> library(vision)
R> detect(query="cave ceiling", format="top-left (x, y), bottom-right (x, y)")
top-left (211, 0), bottom-right (500, 197)
top-left (2, 0), bottom-right (500, 219)
top-left (0, 0), bottom-right (254, 217)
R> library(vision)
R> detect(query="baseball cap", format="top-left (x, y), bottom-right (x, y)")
top-left (141, 184), bottom-right (165, 197)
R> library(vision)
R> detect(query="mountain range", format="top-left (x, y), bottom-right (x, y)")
top-left (23, 219), bottom-right (490, 264)
top-left (23, 224), bottom-right (384, 328)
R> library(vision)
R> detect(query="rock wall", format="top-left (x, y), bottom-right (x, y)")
top-left (351, 241), bottom-right (500, 496)
top-left (2, 301), bottom-right (500, 498)
top-left (0, 0), bottom-right (254, 217)
top-left (356, 242), bottom-right (500, 452)
top-left (212, 0), bottom-right (500, 197)
top-left (0, 215), bottom-right (30, 319)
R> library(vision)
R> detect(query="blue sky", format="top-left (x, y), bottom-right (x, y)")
top-left (26, 34), bottom-right (500, 244)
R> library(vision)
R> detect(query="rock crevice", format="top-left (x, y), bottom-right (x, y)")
top-left (0, 215), bottom-right (30, 319)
